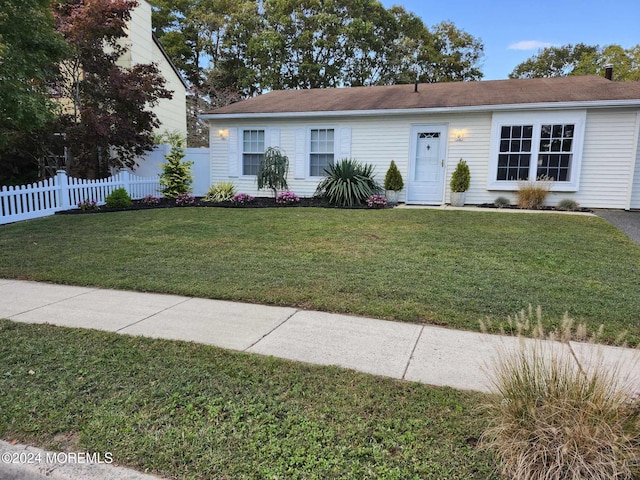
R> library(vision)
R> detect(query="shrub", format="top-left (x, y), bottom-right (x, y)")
top-left (257, 147), bottom-right (289, 197)
top-left (159, 134), bottom-right (193, 199)
top-left (366, 194), bottom-right (387, 208)
top-left (77, 199), bottom-right (99, 211)
top-left (481, 309), bottom-right (640, 480)
top-left (230, 193), bottom-right (255, 205)
top-left (494, 196), bottom-right (511, 208)
top-left (450, 159), bottom-right (470, 192)
top-left (105, 187), bottom-right (132, 208)
top-left (204, 182), bottom-right (236, 202)
top-left (517, 176), bottom-right (551, 209)
top-left (275, 190), bottom-right (300, 205)
top-left (175, 193), bottom-right (195, 206)
top-left (141, 194), bottom-right (160, 206)
top-left (384, 160), bottom-right (404, 191)
top-left (557, 198), bottom-right (580, 211)
top-left (314, 158), bottom-right (382, 207)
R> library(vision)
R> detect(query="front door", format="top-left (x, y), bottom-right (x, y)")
top-left (407, 125), bottom-right (447, 204)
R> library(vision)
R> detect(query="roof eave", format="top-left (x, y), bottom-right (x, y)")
top-left (199, 99), bottom-right (640, 121)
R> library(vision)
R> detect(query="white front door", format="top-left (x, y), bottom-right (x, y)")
top-left (407, 125), bottom-right (447, 204)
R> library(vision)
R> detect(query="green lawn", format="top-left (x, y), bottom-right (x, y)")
top-left (0, 207), bottom-right (638, 343)
top-left (0, 320), bottom-right (498, 479)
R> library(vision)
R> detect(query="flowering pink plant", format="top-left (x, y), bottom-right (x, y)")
top-left (141, 194), bottom-right (161, 206)
top-left (175, 193), bottom-right (195, 206)
top-left (77, 199), bottom-right (99, 211)
top-left (275, 190), bottom-right (300, 205)
top-left (230, 193), bottom-right (255, 205)
top-left (366, 194), bottom-right (387, 208)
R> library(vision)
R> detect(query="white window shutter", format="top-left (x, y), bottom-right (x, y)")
top-left (268, 128), bottom-right (281, 148)
top-left (337, 127), bottom-right (351, 160)
top-left (294, 128), bottom-right (306, 179)
top-left (227, 127), bottom-right (238, 177)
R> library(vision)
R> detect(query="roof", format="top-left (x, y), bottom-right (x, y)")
top-left (202, 76), bottom-right (640, 118)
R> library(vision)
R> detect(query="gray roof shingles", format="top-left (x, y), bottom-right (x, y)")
top-left (204, 76), bottom-right (640, 116)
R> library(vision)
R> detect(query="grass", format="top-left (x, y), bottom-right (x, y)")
top-left (0, 208), bottom-right (639, 344)
top-left (0, 319), bottom-right (498, 479)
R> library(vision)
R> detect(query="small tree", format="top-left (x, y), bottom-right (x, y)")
top-left (450, 159), bottom-right (470, 192)
top-left (384, 160), bottom-right (404, 191)
top-left (159, 134), bottom-right (193, 199)
top-left (257, 147), bottom-right (289, 197)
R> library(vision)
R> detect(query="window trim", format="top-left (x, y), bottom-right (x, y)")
top-left (487, 111), bottom-right (586, 192)
top-left (239, 127), bottom-right (267, 177)
top-left (307, 126), bottom-right (337, 178)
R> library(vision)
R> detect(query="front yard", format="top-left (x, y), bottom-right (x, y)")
top-left (0, 207), bottom-right (638, 344)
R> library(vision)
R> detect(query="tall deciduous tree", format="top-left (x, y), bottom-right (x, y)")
top-left (53, 0), bottom-right (172, 178)
top-left (0, 0), bottom-right (67, 184)
top-left (509, 43), bottom-right (639, 81)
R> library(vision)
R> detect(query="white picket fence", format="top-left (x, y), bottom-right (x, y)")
top-left (0, 170), bottom-right (161, 225)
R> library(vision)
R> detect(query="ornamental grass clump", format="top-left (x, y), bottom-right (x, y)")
top-left (314, 158), bottom-right (382, 207)
top-left (204, 182), bottom-right (236, 202)
top-left (516, 176), bottom-right (551, 209)
top-left (481, 307), bottom-right (640, 480)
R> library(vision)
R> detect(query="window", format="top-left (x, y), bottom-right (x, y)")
top-left (488, 112), bottom-right (585, 192)
top-left (497, 125), bottom-right (533, 181)
top-left (309, 128), bottom-right (334, 176)
top-left (537, 124), bottom-right (574, 181)
top-left (242, 129), bottom-right (264, 176)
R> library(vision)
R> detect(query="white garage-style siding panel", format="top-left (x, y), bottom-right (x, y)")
top-left (630, 113), bottom-right (640, 209)
top-left (573, 110), bottom-right (638, 209)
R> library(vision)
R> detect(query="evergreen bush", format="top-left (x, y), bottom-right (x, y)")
top-left (159, 135), bottom-right (193, 199)
top-left (450, 159), bottom-right (470, 192)
top-left (105, 187), bottom-right (132, 208)
top-left (384, 160), bottom-right (404, 191)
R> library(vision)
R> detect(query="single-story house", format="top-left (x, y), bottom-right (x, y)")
top-left (200, 75), bottom-right (640, 209)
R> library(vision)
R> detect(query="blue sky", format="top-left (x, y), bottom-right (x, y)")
top-left (379, 0), bottom-right (640, 80)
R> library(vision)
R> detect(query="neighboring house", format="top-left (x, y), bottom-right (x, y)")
top-left (200, 75), bottom-right (640, 209)
top-left (119, 0), bottom-right (188, 137)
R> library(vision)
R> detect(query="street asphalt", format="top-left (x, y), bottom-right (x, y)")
top-left (1, 278), bottom-right (639, 479)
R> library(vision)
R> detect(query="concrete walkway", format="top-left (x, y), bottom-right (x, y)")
top-left (1, 279), bottom-right (639, 479)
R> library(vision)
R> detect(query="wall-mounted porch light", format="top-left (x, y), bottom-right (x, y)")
top-left (218, 129), bottom-right (229, 140)
top-left (452, 128), bottom-right (466, 142)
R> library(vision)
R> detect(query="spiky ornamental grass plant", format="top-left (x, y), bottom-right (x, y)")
top-left (481, 307), bottom-right (640, 480)
top-left (314, 158), bottom-right (382, 207)
top-left (257, 147), bottom-right (289, 197)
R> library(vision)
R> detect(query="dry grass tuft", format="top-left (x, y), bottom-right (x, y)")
top-left (517, 176), bottom-right (552, 209)
top-left (481, 308), bottom-right (640, 480)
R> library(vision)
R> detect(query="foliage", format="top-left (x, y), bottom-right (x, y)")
top-left (175, 193), bottom-right (196, 206)
top-left (204, 182), bottom-right (236, 202)
top-left (257, 147), bottom-right (289, 197)
top-left (517, 176), bottom-right (551, 209)
top-left (481, 309), bottom-right (640, 480)
top-left (275, 190), bottom-right (300, 205)
top-left (141, 195), bottom-right (161, 206)
top-left (230, 193), bottom-right (254, 205)
top-left (383, 160), bottom-right (404, 191)
top-left (105, 187), bottom-right (132, 209)
top-left (315, 158), bottom-right (382, 207)
top-left (557, 199), bottom-right (580, 211)
top-left (0, 0), bottom-right (68, 182)
top-left (1, 209), bottom-right (639, 345)
top-left (493, 196), bottom-right (511, 208)
top-left (77, 199), bottom-right (99, 211)
top-left (52, 0), bottom-right (172, 178)
top-left (450, 159), bottom-right (470, 192)
top-left (510, 43), bottom-right (640, 81)
top-left (159, 135), bottom-right (193, 199)
top-left (366, 194), bottom-right (387, 208)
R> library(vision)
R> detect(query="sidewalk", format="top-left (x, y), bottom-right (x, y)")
top-left (1, 279), bottom-right (639, 479)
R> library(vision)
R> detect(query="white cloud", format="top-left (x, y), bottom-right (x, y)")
top-left (508, 40), bottom-right (553, 51)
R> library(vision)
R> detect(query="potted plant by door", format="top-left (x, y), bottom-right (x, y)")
top-left (384, 160), bottom-right (404, 205)
top-left (449, 159), bottom-right (470, 207)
